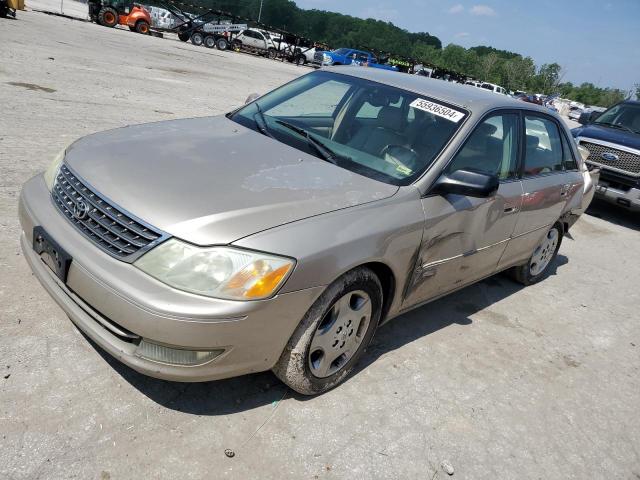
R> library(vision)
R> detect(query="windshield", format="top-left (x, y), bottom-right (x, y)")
top-left (230, 71), bottom-right (468, 186)
top-left (333, 48), bottom-right (351, 55)
top-left (593, 102), bottom-right (640, 134)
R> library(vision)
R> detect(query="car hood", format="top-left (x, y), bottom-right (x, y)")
top-left (572, 124), bottom-right (640, 151)
top-left (64, 116), bottom-right (398, 245)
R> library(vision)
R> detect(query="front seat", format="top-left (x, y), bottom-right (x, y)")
top-left (348, 106), bottom-right (406, 156)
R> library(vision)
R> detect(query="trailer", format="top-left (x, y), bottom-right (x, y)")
top-left (151, 4), bottom-right (247, 50)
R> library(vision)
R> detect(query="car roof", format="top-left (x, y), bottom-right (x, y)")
top-left (325, 66), bottom-right (550, 116)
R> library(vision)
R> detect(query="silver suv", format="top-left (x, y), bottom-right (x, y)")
top-left (19, 68), bottom-right (588, 395)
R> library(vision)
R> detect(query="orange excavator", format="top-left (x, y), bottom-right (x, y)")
top-left (88, 0), bottom-right (151, 34)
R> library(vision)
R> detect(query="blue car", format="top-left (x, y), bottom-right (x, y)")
top-left (313, 48), bottom-right (398, 71)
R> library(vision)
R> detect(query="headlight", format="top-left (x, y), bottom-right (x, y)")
top-left (323, 54), bottom-right (333, 64)
top-left (44, 148), bottom-right (66, 191)
top-left (134, 239), bottom-right (295, 301)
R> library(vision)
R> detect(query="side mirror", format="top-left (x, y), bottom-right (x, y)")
top-left (432, 169), bottom-right (499, 198)
top-left (244, 92), bottom-right (260, 104)
top-left (589, 111), bottom-right (601, 122)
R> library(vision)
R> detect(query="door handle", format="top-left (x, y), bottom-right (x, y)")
top-left (503, 205), bottom-right (519, 214)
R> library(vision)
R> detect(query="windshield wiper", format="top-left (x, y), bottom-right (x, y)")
top-left (594, 121), bottom-right (635, 134)
top-left (275, 120), bottom-right (339, 164)
top-left (275, 119), bottom-right (340, 165)
top-left (253, 103), bottom-right (275, 139)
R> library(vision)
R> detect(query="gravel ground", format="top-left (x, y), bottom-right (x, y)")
top-left (1, 11), bottom-right (640, 480)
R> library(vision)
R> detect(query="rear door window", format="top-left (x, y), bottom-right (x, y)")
top-left (523, 115), bottom-right (564, 176)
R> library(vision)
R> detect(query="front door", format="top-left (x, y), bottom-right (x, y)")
top-left (498, 113), bottom-right (584, 269)
top-left (404, 111), bottom-right (524, 306)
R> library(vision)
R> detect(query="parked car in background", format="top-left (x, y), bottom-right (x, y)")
top-left (568, 105), bottom-right (584, 121)
top-left (313, 48), bottom-right (399, 71)
top-left (572, 100), bottom-right (640, 212)
top-left (20, 69), bottom-right (588, 395)
top-left (480, 82), bottom-right (508, 95)
top-left (234, 28), bottom-right (287, 58)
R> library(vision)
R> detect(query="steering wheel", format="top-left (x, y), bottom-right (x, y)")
top-left (381, 145), bottom-right (419, 174)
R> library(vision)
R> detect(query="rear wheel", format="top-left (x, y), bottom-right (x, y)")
top-left (98, 7), bottom-right (118, 27)
top-left (203, 35), bottom-right (216, 48)
top-left (273, 267), bottom-right (382, 395)
top-left (216, 37), bottom-right (229, 50)
top-left (177, 31), bottom-right (190, 42)
top-left (135, 20), bottom-right (149, 34)
top-left (190, 32), bottom-right (204, 46)
top-left (511, 223), bottom-right (563, 285)
top-left (267, 47), bottom-right (277, 59)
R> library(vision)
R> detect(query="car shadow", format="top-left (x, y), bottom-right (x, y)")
top-left (586, 199), bottom-right (639, 231)
top-left (86, 255), bottom-right (568, 414)
top-left (350, 254), bottom-right (568, 381)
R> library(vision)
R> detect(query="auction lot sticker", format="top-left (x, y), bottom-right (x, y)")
top-left (409, 98), bottom-right (465, 123)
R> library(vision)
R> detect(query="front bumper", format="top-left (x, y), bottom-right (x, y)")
top-left (19, 174), bottom-right (324, 382)
top-left (593, 184), bottom-right (640, 212)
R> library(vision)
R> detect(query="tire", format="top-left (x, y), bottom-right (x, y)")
top-left (98, 7), bottom-right (118, 28)
top-left (203, 35), bottom-right (216, 48)
top-left (178, 31), bottom-right (190, 42)
top-left (267, 47), bottom-right (277, 59)
top-left (511, 223), bottom-right (563, 286)
top-left (295, 54), bottom-right (306, 65)
top-left (135, 20), bottom-right (150, 34)
top-left (216, 37), bottom-right (229, 50)
top-left (273, 267), bottom-right (383, 395)
top-left (190, 32), bottom-right (204, 46)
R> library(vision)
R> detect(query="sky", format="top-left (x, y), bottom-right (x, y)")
top-left (293, 0), bottom-right (640, 92)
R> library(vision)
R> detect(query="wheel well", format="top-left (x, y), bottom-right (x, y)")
top-left (360, 262), bottom-right (395, 321)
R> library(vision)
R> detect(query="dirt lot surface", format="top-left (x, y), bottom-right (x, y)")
top-left (1, 11), bottom-right (639, 480)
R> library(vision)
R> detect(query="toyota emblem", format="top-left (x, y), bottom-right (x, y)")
top-left (73, 200), bottom-right (90, 220)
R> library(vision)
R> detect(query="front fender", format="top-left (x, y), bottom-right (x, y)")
top-left (233, 187), bottom-right (425, 320)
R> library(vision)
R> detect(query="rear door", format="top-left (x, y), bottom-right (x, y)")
top-left (498, 112), bottom-right (583, 268)
top-left (404, 110), bottom-right (524, 306)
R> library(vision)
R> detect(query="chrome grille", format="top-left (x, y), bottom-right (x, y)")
top-left (51, 164), bottom-right (166, 261)
top-left (580, 140), bottom-right (640, 177)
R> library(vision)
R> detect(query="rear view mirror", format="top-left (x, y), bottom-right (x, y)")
top-left (432, 169), bottom-right (499, 198)
top-left (245, 92), bottom-right (260, 104)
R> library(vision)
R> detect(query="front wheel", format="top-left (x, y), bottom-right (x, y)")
top-left (511, 223), bottom-right (563, 285)
top-left (273, 267), bottom-right (382, 395)
top-left (135, 20), bottom-right (149, 34)
top-left (177, 31), bottom-right (190, 42)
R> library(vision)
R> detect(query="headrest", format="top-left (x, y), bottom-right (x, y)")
top-left (475, 123), bottom-right (498, 138)
top-left (367, 89), bottom-right (401, 107)
top-left (526, 134), bottom-right (539, 150)
top-left (377, 106), bottom-right (403, 130)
